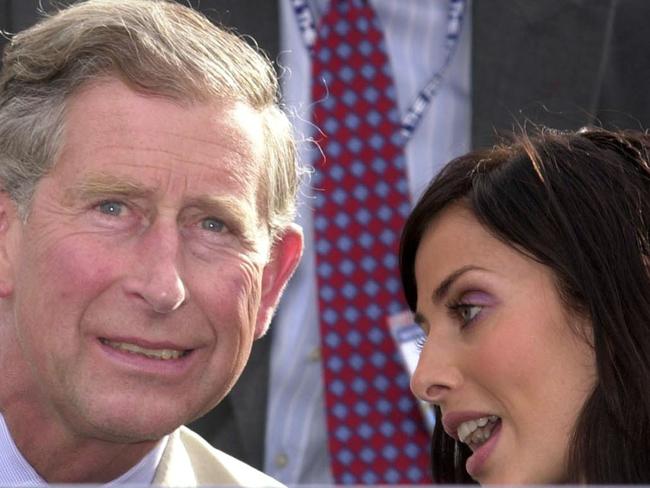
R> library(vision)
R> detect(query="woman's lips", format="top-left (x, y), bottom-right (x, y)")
top-left (442, 410), bottom-right (498, 441)
top-left (465, 418), bottom-right (502, 478)
top-left (441, 410), bottom-right (503, 480)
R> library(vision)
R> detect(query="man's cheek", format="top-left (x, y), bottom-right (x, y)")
top-left (45, 239), bottom-right (123, 297)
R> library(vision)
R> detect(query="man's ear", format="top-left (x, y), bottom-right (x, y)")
top-left (0, 191), bottom-right (20, 298)
top-left (255, 223), bottom-right (303, 338)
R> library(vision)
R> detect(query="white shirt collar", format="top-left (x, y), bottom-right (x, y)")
top-left (0, 412), bottom-right (168, 485)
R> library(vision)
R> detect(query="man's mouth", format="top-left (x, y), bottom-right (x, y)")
top-left (457, 415), bottom-right (500, 450)
top-left (99, 338), bottom-right (190, 360)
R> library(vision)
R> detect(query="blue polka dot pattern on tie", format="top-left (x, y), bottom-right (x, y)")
top-left (311, 0), bottom-right (430, 484)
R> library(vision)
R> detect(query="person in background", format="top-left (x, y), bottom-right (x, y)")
top-left (191, 0), bottom-right (650, 484)
top-left (401, 127), bottom-right (650, 483)
top-left (0, 0), bottom-right (303, 484)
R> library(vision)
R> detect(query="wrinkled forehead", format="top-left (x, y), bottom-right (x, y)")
top-left (61, 79), bottom-right (264, 185)
top-left (47, 78), bottom-right (271, 237)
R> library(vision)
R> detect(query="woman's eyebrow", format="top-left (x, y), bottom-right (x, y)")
top-left (432, 265), bottom-right (487, 303)
top-left (414, 265), bottom-right (489, 327)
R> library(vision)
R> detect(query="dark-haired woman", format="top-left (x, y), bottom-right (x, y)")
top-left (400, 127), bottom-right (650, 484)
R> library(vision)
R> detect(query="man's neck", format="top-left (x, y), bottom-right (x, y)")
top-left (1, 405), bottom-right (159, 483)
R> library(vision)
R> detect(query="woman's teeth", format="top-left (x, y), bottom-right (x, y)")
top-left (457, 415), bottom-right (499, 448)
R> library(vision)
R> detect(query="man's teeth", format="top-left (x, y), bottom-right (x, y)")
top-left (101, 339), bottom-right (185, 360)
top-left (457, 415), bottom-right (499, 446)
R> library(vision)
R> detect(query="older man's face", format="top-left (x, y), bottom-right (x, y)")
top-left (0, 78), bottom-right (300, 442)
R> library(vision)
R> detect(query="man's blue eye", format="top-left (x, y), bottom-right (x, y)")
top-left (201, 218), bottom-right (225, 232)
top-left (98, 201), bottom-right (123, 216)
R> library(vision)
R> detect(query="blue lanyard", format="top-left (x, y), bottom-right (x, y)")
top-left (291, 0), bottom-right (467, 142)
top-left (290, 0), bottom-right (319, 52)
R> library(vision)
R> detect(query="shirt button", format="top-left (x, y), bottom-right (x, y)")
top-left (275, 453), bottom-right (288, 468)
top-left (308, 347), bottom-right (321, 361)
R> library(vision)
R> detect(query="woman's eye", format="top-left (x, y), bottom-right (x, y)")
top-left (201, 217), bottom-right (226, 233)
top-left (448, 302), bottom-right (483, 326)
top-left (415, 335), bottom-right (427, 352)
top-left (456, 304), bottom-right (482, 324)
top-left (97, 201), bottom-right (124, 216)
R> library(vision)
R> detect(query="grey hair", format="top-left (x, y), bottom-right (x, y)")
top-left (0, 0), bottom-right (300, 236)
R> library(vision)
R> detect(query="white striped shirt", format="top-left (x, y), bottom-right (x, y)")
top-left (265, 0), bottom-right (472, 484)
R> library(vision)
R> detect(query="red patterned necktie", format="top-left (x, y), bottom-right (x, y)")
top-left (311, 0), bottom-right (431, 483)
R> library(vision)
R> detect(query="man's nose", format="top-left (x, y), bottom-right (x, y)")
top-left (410, 332), bottom-right (463, 405)
top-left (125, 222), bottom-right (188, 314)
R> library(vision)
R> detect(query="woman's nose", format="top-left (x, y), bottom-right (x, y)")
top-left (410, 334), bottom-right (463, 405)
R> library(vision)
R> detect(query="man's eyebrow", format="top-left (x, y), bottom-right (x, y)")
top-left (64, 174), bottom-right (153, 203)
top-left (432, 265), bottom-right (486, 303)
top-left (185, 194), bottom-right (256, 227)
top-left (63, 173), bottom-right (263, 246)
top-left (186, 194), bottom-right (265, 249)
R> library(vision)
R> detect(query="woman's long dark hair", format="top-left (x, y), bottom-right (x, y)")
top-left (399, 128), bottom-right (650, 483)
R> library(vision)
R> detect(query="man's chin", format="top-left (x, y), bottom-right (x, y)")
top-left (63, 397), bottom-right (197, 444)
top-left (55, 380), bottom-right (227, 443)
top-left (80, 414), bottom-right (180, 444)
